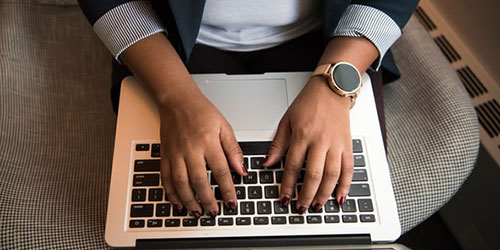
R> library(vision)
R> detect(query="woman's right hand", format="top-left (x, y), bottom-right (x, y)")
top-left (158, 88), bottom-right (247, 218)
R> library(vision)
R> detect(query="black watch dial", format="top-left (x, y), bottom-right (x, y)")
top-left (332, 63), bottom-right (360, 92)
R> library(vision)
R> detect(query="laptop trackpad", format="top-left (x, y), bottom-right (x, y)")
top-left (205, 79), bottom-right (288, 131)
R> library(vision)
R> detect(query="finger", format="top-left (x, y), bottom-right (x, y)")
top-left (263, 118), bottom-right (290, 167)
top-left (311, 149), bottom-right (341, 212)
top-left (336, 150), bottom-right (354, 207)
top-left (279, 137), bottom-right (307, 209)
top-left (297, 145), bottom-right (327, 212)
top-left (160, 157), bottom-right (183, 212)
top-left (171, 157), bottom-right (203, 218)
top-left (185, 155), bottom-right (218, 217)
top-left (206, 144), bottom-right (237, 210)
top-left (220, 120), bottom-right (247, 176)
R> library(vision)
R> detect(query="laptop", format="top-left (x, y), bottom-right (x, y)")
top-left (105, 72), bottom-right (401, 248)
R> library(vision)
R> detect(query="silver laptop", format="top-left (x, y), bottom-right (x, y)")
top-left (105, 72), bottom-right (401, 248)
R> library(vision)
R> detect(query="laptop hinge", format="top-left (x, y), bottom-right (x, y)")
top-left (136, 234), bottom-right (371, 249)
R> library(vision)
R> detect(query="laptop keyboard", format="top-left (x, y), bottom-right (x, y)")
top-left (128, 140), bottom-right (376, 229)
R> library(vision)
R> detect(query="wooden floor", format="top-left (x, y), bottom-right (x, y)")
top-left (397, 213), bottom-right (462, 250)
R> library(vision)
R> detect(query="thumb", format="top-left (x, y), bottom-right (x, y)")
top-left (263, 118), bottom-right (290, 167)
top-left (220, 119), bottom-right (247, 176)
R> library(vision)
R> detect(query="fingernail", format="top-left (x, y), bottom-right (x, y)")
top-left (207, 210), bottom-right (217, 218)
top-left (297, 205), bottom-right (307, 214)
top-left (313, 202), bottom-right (323, 212)
top-left (227, 200), bottom-right (237, 211)
top-left (280, 195), bottom-right (290, 207)
top-left (174, 204), bottom-right (183, 214)
top-left (191, 210), bottom-right (201, 219)
top-left (241, 161), bottom-right (248, 174)
top-left (339, 196), bottom-right (346, 207)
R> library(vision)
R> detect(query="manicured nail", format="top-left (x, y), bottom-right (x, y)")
top-left (227, 200), bottom-right (237, 210)
top-left (174, 204), bottom-right (183, 214)
top-left (339, 196), bottom-right (346, 207)
top-left (207, 210), bottom-right (217, 218)
top-left (191, 210), bottom-right (201, 219)
top-left (280, 195), bottom-right (290, 207)
top-left (241, 161), bottom-right (248, 174)
top-left (297, 205), bottom-right (307, 214)
top-left (313, 203), bottom-right (323, 212)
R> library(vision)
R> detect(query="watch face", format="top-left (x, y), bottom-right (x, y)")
top-left (332, 63), bottom-right (361, 93)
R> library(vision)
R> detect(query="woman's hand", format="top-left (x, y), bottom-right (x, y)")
top-left (158, 88), bottom-right (247, 218)
top-left (262, 76), bottom-right (354, 213)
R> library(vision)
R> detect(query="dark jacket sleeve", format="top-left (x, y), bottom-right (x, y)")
top-left (77, 0), bottom-right (134, 25)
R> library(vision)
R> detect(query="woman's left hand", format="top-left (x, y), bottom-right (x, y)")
top-left (262, 75), bottom-right (354, 213)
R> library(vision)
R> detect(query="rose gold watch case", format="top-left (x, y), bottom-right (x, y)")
top-left (312, 62), bottom-right (362, 108)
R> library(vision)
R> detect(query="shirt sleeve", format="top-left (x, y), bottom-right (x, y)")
top-left (333, 4), bottom-right (401, 70)
top-left (80, 1), bottom-right (166, 61)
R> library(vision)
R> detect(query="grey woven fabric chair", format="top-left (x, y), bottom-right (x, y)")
top-left (0, 1), bottom-right (479, 248)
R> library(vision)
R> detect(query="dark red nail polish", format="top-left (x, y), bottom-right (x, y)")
top-left (241, 162), bottom-right (248, 174)
top-left (313, 203), bottom-right (323, 212)
top-left (207, 210), bottom-right (217, 218)
top-left (339, 196), bottom-right (346, 207)
top-left (191, 210), bottom-right (201, 218)
top-left (297, 205), bottom-right (307, 214)
top-left (280, 195), bottom-right (290, 207)
top-left (227, 200), bottom-right (237, 211)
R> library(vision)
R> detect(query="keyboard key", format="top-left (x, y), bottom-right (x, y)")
top-left (264, 186), bottom-right (279, 198)
top-left (244, 157), bottom-right (249, 169)
top-left (325, 200), bottom-right (340, 213)
top-left (151, 144), bottom-right (160, 157)
top-left (214, 187), bottom-right (222, 200)
top-left (201, 218), bottom-right (216, 226)
top-left (254, 217), bottom-right (269, 225)
top-left (130, 204), bottom-right (154, 217)
top-left (236, 186), bottom-right (246, 199)
top-left (259, 171), bottom-right (274, 183)
top-left (360, 214), bottom-right (376, 222)
top-left (243, 172), bottom-right (258, 184)
top-left (134, 160), bottom-right (160, 172)
top-left (307, 216), bottom-right (322, 224)
top-left (236, 217), bottom-right (251, 225)
top-left (358, 199), bottom-right (374, 212)
top-left (183, 218), bottom-right (198, 227)
top-left (308, 205), bottom-right (323, 213)
top-left (156, 203), bottom-right (171, 217)
top-left (257, 201), bottom-right (272, 214)
top-left (131, 189), bottom-right (146, 202)
top-left (147, 219), bottom-right (162, 228)
top-left (173, 207), bottom-right (188, 216)
top-left (289, 216), bottom-right (305, 224)
top-left (271, 216), bottom-right (287, 225)
top-left (273, 201), bottom-right (288, 214)
top-left (231, 171), bottom-right (241, 184)
top-left (133, 174), bottom-right (159, 187)
top-left (251, 157), bottom-right (265, 169)
top-left (218, 217), bottom-right (234, 226)
top-left (275, 171), bottom-right (283, 183)
top-left (248, 186), bottom-right (263, 199)
top-left (296, 185), bottom-right (302, 198)
top-left (354, 155), bottom-right (365, 167)
top-left (297, 170), bottom-right (305, 183)
top-left (148, 188), bottom-right (163, 201)
top-left (210, 174), bottom-right (217, 185)
top-left (241, 202), bottom-right (255, 215)
top-left (352, 139), bottom-right (363, 153)
top-left (342, 199), bottom-right (357, 212)
top-left (130, 219), bottom-right (145, 228)
top-left (165, 219), bottom-right (180, 227)
top-left (290, 200), bottom-right (299, 214)
top-left (239, 142), bottom-right (270, 155)
top-left (223, 205), bottom-right (238, 215)
top-left (136, 144), bottom-right (150, 151)
top-left (342, 215), bottom-right (358, 223)
top-left (268, 161), bottom-right (281, 169)
top-left (352, 169), bottom-right (368, 181)
top-left (349, 184), bottom-right (371, 196)
top-left (324, 215), bottom-right (340, 223)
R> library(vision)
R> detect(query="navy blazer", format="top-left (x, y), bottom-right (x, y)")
top-left (79, 0), bottom-right (419, 83)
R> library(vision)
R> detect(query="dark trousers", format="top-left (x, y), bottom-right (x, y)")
top-left (111, 30), bottom-right (386, 144)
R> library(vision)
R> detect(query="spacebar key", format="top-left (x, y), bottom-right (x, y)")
top-left (238, 142), bottom-right (270, 155)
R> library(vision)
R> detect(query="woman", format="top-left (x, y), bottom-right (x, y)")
top-left (78, 0), bottom-right (418, 219)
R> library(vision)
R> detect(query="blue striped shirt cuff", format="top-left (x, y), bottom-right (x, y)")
top-left (334, 4), bottom-right (401, 71)
top-left (93, 1), bottom-right (166, 61)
